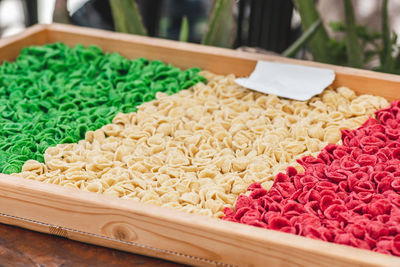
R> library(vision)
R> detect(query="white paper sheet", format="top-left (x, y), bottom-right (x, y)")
top-left (235, 61), bottom-right (335, 101)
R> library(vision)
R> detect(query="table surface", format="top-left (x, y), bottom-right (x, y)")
top-left (0, 223), bottom-right (185, 267)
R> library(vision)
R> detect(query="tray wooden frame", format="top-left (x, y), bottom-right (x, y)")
top-left (0, 24), bottom-right (400, 267)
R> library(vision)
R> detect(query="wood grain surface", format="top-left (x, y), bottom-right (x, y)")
top-left (0, 223), bottom-right (183, 267)
top-left (1, 174), bottom-right (399, 267)
top-left (0, 24), bottom-right (400, 266)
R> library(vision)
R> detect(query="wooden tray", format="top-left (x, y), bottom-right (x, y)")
top-left (0, 24), bottom-right (400, 267)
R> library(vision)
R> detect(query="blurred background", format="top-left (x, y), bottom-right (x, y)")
top-left (1, 0), bottom-right (400, 73)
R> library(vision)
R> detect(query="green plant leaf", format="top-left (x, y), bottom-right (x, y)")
top-left (343, 0), bottom-right (363, 68)
top-left (109, 0), bottom-right (147, 35)
top-left (179, 16), bottom-right (189, 42)
top-left (294, 0), bottom-right (334, 63)
top-left (381, 0), bottom-right (395, 72)
top-left (355, 25), bottom-right (381, 42)
top-left (282, 19), bottom-right (322, 58)
top-left (201, 0), bottom-right (234, 48)
top-left (329, 21), bottom-right (346, 33)
top-left (363, 49), bottom-right (378, 64)
top-left (327, 39), bottom-right (347, 66)
top-left (392, 31), bottom-right (398, 45)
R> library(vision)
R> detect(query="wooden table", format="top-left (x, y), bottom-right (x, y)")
top-left (0, 223), bottom-right (184, 267)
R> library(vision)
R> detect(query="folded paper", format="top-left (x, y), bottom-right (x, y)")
top-left (235, 61), bottom-right (335, 101)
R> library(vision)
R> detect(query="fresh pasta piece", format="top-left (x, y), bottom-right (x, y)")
top-left (16, 72), bottom-right (389, 218)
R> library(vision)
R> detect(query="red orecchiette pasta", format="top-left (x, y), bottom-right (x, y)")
top-left (223, 101), bottom-right (400, 256)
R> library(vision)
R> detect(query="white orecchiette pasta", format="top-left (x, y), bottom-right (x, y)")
top-left (15, 71), bottom-right (389, 218)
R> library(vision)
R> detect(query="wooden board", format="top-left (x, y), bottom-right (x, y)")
top-left (0, 24), bottom-right (400, 267)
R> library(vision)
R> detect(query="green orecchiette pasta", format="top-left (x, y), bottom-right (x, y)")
top-left (0, 42), bottom-right (206, 174)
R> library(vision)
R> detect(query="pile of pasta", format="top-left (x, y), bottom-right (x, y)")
top-left (223, 101), bottom-right (400, 256)
top-left (0, 43), bottom-right (204, 174)
top-left (16, 71), bottom-right (389, 218)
